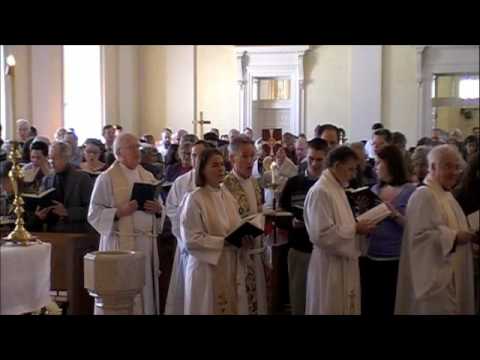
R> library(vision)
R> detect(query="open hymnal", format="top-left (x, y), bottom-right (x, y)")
top-left (21, 188), bottom-right (56, 211)
top-left (356, 203), bottom-right (392, 224)
top-left (467, 210), bottom-right (479, 232)
top-left (130, 180), bottom-right (162, 211)
top-left (346, 186), bottom-right (391, 223)
top-left (225, 213), bottom-right (265, 248)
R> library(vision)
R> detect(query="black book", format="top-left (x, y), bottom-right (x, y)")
top-left (346, 186), bottom-right (391, 223)
top-left (21, 188), bottom-right (56, 212)
top-left (225, 214), bottom-right (265, 248)
top-left (345, 186), bottom-right (383, 216)
top-left (130, 181), bottom-right (162, 211)
top-left (80, 168), bottom-right (103, 180)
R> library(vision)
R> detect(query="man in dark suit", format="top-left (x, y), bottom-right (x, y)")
top-left (31, 141), bottom-right (93, 233)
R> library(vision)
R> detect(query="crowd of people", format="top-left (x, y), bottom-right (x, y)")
top-left (0, 118), bottom-right (478, 315)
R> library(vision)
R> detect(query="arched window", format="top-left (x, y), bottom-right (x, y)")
top-left (63, 45), bottom-right (103, 144)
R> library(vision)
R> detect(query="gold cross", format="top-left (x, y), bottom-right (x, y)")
top-left (194, 111), bottom-right (211, 139)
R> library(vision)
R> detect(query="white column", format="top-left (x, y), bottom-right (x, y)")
top-left (84, 251), bottom-right (145, 315)
top-left (117, 46), bottom-right (139, 135)
top-left (350, 45), bottom-right (383, 142)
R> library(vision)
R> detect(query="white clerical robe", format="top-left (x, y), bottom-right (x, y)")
top-left (180, 185), bottom-right (249, 315)
top-left (395, 177), bottom-right (475, 315)
top-left (88, 162), bottom-right (165, 315)
top-left (304, 169), bottom-right (362, 315)
top-left (165, 170), bottom-right (196, 315)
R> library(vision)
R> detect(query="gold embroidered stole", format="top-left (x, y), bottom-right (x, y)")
top-left (223, 173), bottom-right (262, 218)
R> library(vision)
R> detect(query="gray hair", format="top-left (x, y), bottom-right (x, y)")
top-left (228, 134), bottom-right (254, 155)
top-left (427, 144), bottom-right (464, 171)
top-left (16, 118), bottom-right (31, 129)
top-left (51, 141), bottom-right (72, 161)
top-left (113, 133), bottom-right (139, 158)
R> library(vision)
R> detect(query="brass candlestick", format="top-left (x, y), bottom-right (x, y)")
top-left (2, 141), bottom-right (36, 245)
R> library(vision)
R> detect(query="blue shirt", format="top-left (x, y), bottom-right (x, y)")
top-left (367, 183), bottom-right (416, 258)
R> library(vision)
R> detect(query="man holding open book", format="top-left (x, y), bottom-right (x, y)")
top-left (88, 133), bottom-right (165, 315)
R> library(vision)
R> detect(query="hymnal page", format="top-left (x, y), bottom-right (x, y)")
top-left (467, 210), bottom-right (479, 232)
top-left (356, 203), bottom-right (391, 224)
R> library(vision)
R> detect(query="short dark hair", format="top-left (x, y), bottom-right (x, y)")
top-left (376, 144), bottom-right (409, 186)
top-left (103, 124), bottom-right (114, 133)
top-left (372, 123), bottom-right (384, 131)
top-left (29, 126), bottom-right (38, 137)
top-left (392, 131), bottom-right (407, 148)
top-left (464, 135), bottom-right (478, 146)
top-left (193, 140), bottom-right (211, 148)
top-left (417, 137), bottom-right (433, 146)
top-left (162, 128), bottom-right (172, 134)
top-left (114, 124), bottom-right (123, 131)
top-left (30, 140), bottom-right (49, 157)
top-left (307, 138), bottom-right (329, 153)
top-left (315, 124), bottom-right (339, 140)
top-left (195, 148), bottom-right (224, 187)
top-left (84, 138), bottom-right (105, 153)
top-left (326, 145), bottom-right (358, 168)
top-left (373, 128), bottom-right (392, 143)
top-left (203, 132), bottom-right (219, 142)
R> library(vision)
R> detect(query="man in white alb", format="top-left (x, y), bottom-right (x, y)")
top-left (88, 133), bottom-right (165, 315)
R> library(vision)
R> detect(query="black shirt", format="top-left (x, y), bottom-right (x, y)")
top-left (279, 172), bottom-right (318, 253)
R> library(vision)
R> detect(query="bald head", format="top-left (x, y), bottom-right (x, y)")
top-left (428, 144), bottom-right (465, 190)
top-left (114, 133), bottom-right (141, 169)
top-left (16, 118), bottom-right (31, 142)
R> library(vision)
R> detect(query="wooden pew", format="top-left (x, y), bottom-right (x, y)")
top-left (33, 232), bottom-right (100, 315)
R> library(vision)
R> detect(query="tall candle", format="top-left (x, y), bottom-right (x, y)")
top-left (271, 161), bottom-right (278, 185)
top-left (5, 55), bottom-right (16, 141)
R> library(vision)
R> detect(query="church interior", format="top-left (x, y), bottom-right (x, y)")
top-left (0, 45), bottom-right (479, 316)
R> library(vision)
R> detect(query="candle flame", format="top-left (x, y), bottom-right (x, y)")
top-left (6, 55), bottom-right (16, 67)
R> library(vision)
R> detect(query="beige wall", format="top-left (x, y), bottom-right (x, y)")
top-left (139, 45), bottom-right (195, 138)
top-left (197, 45), bottom-right (238, 135)
top-left (382, 45), bottom-right (418, 147)
top-left (304, 45), bottom-right (352, 139)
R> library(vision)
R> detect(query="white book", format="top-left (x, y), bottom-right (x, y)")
top-left (356, 203), bottom-right (392, 224)
top-left (467, 210), bottom-right (479, 232)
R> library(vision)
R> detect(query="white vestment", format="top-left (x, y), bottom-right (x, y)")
top-left (164, 170), bottom-right (196, 315)
top-left (304, 169), bottom-right (362, 315)
top-left (88, 162), bottom-right (165, 315)
top-left (395, 176), bottom-right (475, 315)
top-left (180, 185), bottom-right (249, 315)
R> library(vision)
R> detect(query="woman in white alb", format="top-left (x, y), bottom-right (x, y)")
top-left (180, 148), bottom-right (249, 315)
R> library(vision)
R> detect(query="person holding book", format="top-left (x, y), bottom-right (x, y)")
top-left (223, 135), bottom-right (268, 315)
top-left (279, 138), bottom-right (329, 315)
top-left (80, 138), bottom-right (107, 177)
top-left (88, 133), bottom-right (165, 315)
top-left (21, 140), bottom-right (53, 194)
top-left (30, 141), bottom-right (93, 233)
top-left (395, 145), bottom-right (478, 314)
top-left (304, 146), bottom-right (376, 315)
top-left (164, 140), bottom-right (209, 315)
top-left (180, 148), bottom-right (249, 315)
top-left (360, 145), bottom-right (416, 316)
